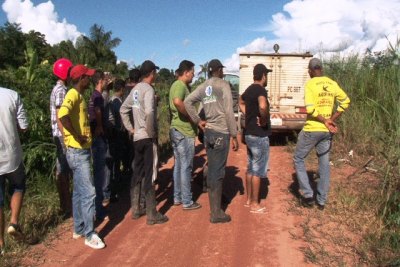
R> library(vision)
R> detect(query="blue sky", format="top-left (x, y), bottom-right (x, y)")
top-left (1, 0), bottom-right (400, 72)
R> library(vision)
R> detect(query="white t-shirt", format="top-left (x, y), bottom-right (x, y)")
top-left (0, 87), bottom-right (28, 175)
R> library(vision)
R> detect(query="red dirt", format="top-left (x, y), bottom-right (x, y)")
top-left (23, 141), bottom-right (316, 267)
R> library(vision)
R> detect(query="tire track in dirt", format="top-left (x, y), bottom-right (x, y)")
top-left (24, 142), bottom-right (314, 267)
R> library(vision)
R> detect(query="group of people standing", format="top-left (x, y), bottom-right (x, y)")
top-left (0, 56), bottom-right (350, 252)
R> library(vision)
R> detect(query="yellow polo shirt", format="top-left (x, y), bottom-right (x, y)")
top-left (304, 76), bottom-right (350, 132)
top-left (58, 88), bottom-right (92, 149)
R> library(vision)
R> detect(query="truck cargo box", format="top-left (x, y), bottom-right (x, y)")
top-left (239, 51), bottom-right (313, 132)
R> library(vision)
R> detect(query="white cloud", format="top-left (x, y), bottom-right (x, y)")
top-left (2, 0), bottom-right (81, 45)
top-left (183, 39), bottom-right (191, 47)
top-left (225, 0), bottom-right (400, 72)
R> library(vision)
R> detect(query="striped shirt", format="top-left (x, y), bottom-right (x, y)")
top-left (50, 81), bottom-right (67, 137)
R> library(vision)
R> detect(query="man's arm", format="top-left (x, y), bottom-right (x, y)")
top-left (238, 95), bottom-right (246, 114)
top-left (120, 91), bottom-right (135, 135)
top-left (59, 115), bottom-right (88, 145)
top-left (16, 93), bottom-right (28, 132)
top-left (144, 89), bottom-right (155, 138)
top-left (184, 85), bottom-right (205, 128)
top-left (94, 106), bottom-right (104, 136)
top-left (257, 95), bottom-right (269, 127)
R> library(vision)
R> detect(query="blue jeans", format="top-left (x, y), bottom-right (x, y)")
top-left (293, 130), bottom-right (332, 205)
top-left (66, 148), bottom-right (95, 237)
top-left (204, 129), bottom-right (230, 188)
top-left (245, 135), bottom-right (269, 178)
top-left (92, 137), bottom-right (110, 218)
top-left (170, 128), bottom-right (195, 207)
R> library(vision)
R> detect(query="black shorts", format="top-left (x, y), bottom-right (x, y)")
top-left (0, 163), bottom-right (26, 207)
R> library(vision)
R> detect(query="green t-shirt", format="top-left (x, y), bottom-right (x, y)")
top-left (169, 80), bottom-right (197, 137)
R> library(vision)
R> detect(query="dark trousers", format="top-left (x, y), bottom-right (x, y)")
top-left (204, 129), bottom-right (230, 188)
top-left (131, 138), bottom-right (154, 195)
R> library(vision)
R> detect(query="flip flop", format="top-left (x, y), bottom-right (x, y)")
top-left (250, 207), bottom-right (267, 214)
top-left (244, 203), bottom-right (250, 207)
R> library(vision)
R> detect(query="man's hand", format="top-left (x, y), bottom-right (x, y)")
top-left (77, 135), bottom-right (88, 145)
top-left (232, 137), bottom-right (239, 151)
top-left (198, 120), bottom-right (206, 131)
top-left (94, 126), bottom-right (104, 137)
top-left (256, 116), bottom-right (267, 127)
top-left (324, 119), bottom-right (338, 133)
top-left (129, 128), bottom-right (135, 136)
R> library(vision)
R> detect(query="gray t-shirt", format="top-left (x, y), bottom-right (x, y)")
top-left (120, 82), bottom-right (157, 141)
top-left (184, 77), bottom-right (237, 137)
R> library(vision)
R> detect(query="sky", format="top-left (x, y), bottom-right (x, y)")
top-left (1, 0), bottom-right (400, 73)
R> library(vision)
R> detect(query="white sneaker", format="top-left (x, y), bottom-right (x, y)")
top-left (72, 232), bottom-right (84, 239)
top-left (84, 233), bottom-right (105, 249)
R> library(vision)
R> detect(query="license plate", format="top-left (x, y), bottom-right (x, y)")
top-left (271, 118), bottom-right (283, 126)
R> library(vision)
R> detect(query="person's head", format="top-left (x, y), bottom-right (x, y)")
top-left (308, 58), bottom-right (323, 78)
top-left (69, 64), bottom-right (95, 92)
top-left (208, 59), bottom-right (224, 79)
top-left (128, 68), bottom-right (141, 84)
top-left (92, 70), bottom-right (106, 91)
top-left (176, 60), bottom-right (195, 84)
top-left (113, 78), bottom-right (125, 96)
top-left (253, 63), bottom-right (272, 87)
top-left (53, 58), bottom-right (73, 81)
top-left (139, 60), bottom-right (159, 83)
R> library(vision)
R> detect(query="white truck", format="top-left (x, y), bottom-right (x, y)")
top-left (239, 47), bottom-right (313, 133)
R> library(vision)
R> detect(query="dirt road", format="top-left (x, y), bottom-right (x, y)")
top-left (24, 142), bottom-right (314, 267)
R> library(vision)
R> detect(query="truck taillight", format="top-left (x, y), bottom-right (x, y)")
top-left (295, 107), bottom-right (307, 114)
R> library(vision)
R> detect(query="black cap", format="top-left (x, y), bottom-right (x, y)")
top-left (208, 59), bottom-right (225, 72)
top-left (140, 60), bottom-right (160, 76)
top-left (253, 64), bottom-right (272, 77)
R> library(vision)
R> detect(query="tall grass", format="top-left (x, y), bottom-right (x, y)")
top-left (323, 43), bottom-right (400, 264)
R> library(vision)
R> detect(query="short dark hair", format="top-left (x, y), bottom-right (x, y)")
top-left (176, 60), bottom-right (194, 76)
top-left (128, 69), bottom-right (141, 83)
top-left (253, 64), bottom-right (272, 81)
top-left (113, 79), bottom-right (125, 92)
top-left (92, 70), bottom-right (105, 85)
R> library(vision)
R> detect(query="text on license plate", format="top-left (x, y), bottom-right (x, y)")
top-left (271, 118), bottom-right (283, 126)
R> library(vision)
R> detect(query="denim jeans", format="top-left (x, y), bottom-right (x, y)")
top-left (92, 136), bottom-right (110, 219)
top-left (293, 130), bottom-right (332, 205)
top-left (204, 129), bottom-right (230, 188)
top-left (245, 135), bottom-right (270, 178)
top-left (170, 128), bottom-right (195, 207)
top-left (66, 147), bottom-right (95, 237)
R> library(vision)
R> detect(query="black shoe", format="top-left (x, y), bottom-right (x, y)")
top-left (317, 203), bottom-right (325, 210)
top-left (131, 209), bottom-right (146, 219)
top-left (183, 202), bottom-right (201, 210)
top-left (301, 197), bottom-right (315, 208)
top-left (210, 213), bottom-right (231, 224)
top-left (147, 212), bottom-right (169, 225)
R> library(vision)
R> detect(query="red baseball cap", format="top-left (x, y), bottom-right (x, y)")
top-left (70, 64), bottom-right (95, 80)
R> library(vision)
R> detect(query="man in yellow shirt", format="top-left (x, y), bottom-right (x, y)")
top-left (59, 64), bottom-right (105, 249)
top-left (294, 58), bottom-right (350, 210)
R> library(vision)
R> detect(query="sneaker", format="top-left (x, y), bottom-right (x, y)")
top-left (84, 233), bottom-right (105, 249)
top-left (173, 201), bottom-right (182, 206)
top-left (317, 203), bottom-right (325, 211)
top-left (7, 224), bottom-right (24, 240)
top-left (72, 232), bottom-right (84, 239)
top-left (183, 202), bottom-right (202, 210)
top-left (301, 197), bottom-right (315, 208)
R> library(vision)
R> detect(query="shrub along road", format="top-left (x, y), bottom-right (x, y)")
top-left (24, 140), bottom-right (316, 266)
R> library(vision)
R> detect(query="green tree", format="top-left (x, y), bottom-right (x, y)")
top-left (75, 24), bottom-right (121, 71)
top-left (0, 23), bottom-right (26, 69)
